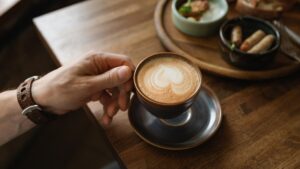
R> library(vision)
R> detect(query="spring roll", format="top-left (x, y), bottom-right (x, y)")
top-left (248, 34), bottom-right (275, 54)
top-left (231, 25), bottom-right (243, 47)
top-left (240, 30), bottom-right (266, 51)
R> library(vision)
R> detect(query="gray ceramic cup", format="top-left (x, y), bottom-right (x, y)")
top-left (133, 53), bottom-right (202, 119)
top-left (172, 0), bottom-right (228, 37)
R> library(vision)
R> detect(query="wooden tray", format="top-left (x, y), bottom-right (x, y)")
top-left (154, 0), bottom-right (300, 80)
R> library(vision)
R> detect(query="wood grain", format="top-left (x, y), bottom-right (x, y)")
top-left (34, 0), bottom-right (300, 168)
top-left (154, 0), bottom-right (300, 80)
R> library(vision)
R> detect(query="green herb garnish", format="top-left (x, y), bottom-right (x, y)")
top-left (179, 0), bottom-right (192, 16)
top-left (230, 43), bottom-right (236, 51)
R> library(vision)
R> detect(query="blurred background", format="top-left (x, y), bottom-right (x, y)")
top-left (0, 1), bottom-right (123, 169)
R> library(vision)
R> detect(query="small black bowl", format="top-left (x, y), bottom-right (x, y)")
top-left (219, 16), bottom-right (281, 70)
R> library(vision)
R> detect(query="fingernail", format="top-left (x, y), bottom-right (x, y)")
top-left (118, 66), bottom-right (130, 81)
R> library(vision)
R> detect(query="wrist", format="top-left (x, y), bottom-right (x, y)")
top-left (17, 76), bottom-right (60, 124)
top-left (31, 78), bottom-right (56, 113)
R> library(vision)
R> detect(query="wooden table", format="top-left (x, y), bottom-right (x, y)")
top-left (34, 0), bottom-right (300, 168)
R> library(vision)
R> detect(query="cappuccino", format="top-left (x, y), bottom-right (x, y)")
top-left (136, 55), bottom-right (201, 104)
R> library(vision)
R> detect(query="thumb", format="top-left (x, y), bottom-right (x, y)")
top-left (91, 65), bottom-right (132, 91)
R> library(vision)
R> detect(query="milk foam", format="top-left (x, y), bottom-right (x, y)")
top-left (137, 57), bottom-right (200, 104)
top-left (148, 65), bottom-right (187, 94)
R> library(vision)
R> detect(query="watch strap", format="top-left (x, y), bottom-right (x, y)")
top-left (17, 76), bottom-right (57, 124)
top-left (17, 76), bottom-right (38, 109)
top-left (22, 105), bottom-right (49, 124)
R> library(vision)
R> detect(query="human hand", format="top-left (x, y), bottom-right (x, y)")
top-left (31, 52), bottom-right (135, 125)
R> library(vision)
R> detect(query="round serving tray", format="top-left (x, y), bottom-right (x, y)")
top-left (154, 0), bottom-right (300, 80)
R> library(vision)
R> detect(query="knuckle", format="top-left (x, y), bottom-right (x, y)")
top-left (106, 71), bottom-right (113, 82)
top-left (96, 51), bottom-right (108, 59)
top-left (122, 55), bottom-right (131, 63)
top-left (84, 51), bottom-right (97, 60)
top-left (107, 70), bottom-right (118, 84)
top-left (123, 56), bottom-right (134, 68)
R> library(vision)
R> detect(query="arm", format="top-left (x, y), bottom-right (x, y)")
top-left (0, 90), bottom-right (35, 145)
top-left (0, 52), bottom-right (134, 146)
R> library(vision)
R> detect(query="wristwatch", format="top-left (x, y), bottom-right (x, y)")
top-left (17, 76), bottom-right (58, 124)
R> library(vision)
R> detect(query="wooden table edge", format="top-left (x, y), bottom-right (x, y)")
top-left (33, 17), bottom-right (126, 167)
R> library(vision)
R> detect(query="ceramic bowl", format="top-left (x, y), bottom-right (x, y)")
top-left (219, 16), bottom-right (281, 70)
top-left (172, 0), bottom-right (229, 37)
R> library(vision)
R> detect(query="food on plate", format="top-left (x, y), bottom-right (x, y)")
top-left (187, 17), bottom-right (197, 22)
top-left (179, 0), bottom-right (209, 18)
top-left (248, 34), bottom-right (275, 54)
top-left (240, 30), bottom-right (266, 51)
top-left (235, 0), bottom-right (297, 19)
top-left (247, 0), bottom-right (283, 11)
top-left (178, 0), bottom-right (209, 21)
top-left (231, 25), bottom-right (243, 47)
top-left (229, 27), bottom-right (275, 54)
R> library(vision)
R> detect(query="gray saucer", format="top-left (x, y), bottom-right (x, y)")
top-left (128, 85), bottom-right (222, 150)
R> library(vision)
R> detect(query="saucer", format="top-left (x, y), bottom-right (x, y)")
top-left (128, 85), bottom-right (222, 150)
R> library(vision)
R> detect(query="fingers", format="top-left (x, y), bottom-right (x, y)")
top-left (90, 65), bottom-right (132, 92)
top-left (120, 79), bottom-right (133, 93)
top-left (116, 79), bottom-right (132, 110)
top-left (99, 90), bottom-right (114, 105)
top-left (96, 52), bottom-right (135, 70)
top-left (90, 91), bottom-right (102, 101)
top-left (84, 52), bottom-right (135, 73)
top-left (100, 89), bottom-right (119, 126)
top-left (99, 87), bottom-right (131, 125)
top-left (101, 114), bottom-right (112, 126)
top-left (118, 89), bottom-right (130, 111)
top-left (81, 51), bottom-right (135, 126)
top-left (107, 85), bottom-right (131, 111)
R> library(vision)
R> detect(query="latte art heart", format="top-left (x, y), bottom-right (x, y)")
top-left (146, 65), bottom-right (189, 95)
top-left (137, 57), bottom-right (200, 104)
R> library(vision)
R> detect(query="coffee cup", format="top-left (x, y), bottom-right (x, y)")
top-left (133, 53), bottom-right (202, 119)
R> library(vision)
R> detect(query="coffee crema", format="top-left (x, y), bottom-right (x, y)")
top-left (137, 56), bottom-right (201, 104)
